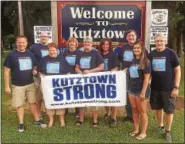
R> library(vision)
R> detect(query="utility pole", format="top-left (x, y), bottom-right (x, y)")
top-left (51, 1), bottom-right (58, 44)
top-left (18, 0), bottom-right (24, 35)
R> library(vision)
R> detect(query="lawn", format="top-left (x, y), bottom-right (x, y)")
top-left (1, 52), bottom-right (184, 143)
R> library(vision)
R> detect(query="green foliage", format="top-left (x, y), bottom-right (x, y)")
top-left (2, 1), bottom-right (51, 43)
top-left (3, 34), bottom-right (16, 50)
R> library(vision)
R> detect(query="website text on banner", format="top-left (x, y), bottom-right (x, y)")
top-left (41, 71), bottom-right (126, 109)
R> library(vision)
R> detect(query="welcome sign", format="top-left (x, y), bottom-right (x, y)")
top-left (41, 71), bottom-right (126, 109)
top-left (57, 1), bottom-right (146, 46)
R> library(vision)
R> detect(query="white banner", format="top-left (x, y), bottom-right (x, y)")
top-left (34, 26), bottom-right (52, 43)
top-left (41, 71), bottom-right (126, 109)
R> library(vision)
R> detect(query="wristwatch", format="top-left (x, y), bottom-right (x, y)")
top-left (174, 86), bottom-right (179, 89)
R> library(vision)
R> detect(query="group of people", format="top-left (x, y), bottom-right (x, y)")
top-left (4, 30), bottom-right (181, 143)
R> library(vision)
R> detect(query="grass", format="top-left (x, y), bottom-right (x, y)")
top-left (1, 51), bottom-right (184, 143)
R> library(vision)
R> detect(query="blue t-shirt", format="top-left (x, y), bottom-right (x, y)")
top-left (101, 51), bottom-right (120, 71)
top-left (38, 55), bottom-right (72, 75)
top-left (63, 49), bottom-right (81, 74)
top-left (128, 58), bottom-right (151, 93)
top-left (4, 50), bottom-right (36, 86)
top-left (113, 47), bottom-right (122, 56)
top-left (76, 50), bottom-right (104, 71)
top-left (149, 48), bottom-right (180, 91)
top-left (30, 43), bottom-right (48, 64)
top-left (118, 44), bottom-right (134, 69)
top-left (58, 47), bottom-right (68, 56)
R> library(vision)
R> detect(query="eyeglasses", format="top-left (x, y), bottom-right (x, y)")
top-left (155, 40), bottom-right (165, 43)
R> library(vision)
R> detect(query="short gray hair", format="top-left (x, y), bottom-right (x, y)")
top-left (83, 36), bottom-right (93, 42)
top-left (154, 33), bottom-right (165, 40)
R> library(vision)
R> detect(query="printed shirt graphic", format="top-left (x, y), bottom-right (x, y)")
top-left (123, 50), bottom-right (134, 62)
top-left (80, 56), bottom-right (91, 69)
top-left (129, 64), bottom-right (139, 78)
top-left (46, 62), bottom-right (60, 74)
top-left (104, 58), bottom-right (109, 71)
top-left (65, 55), bottom-right (76, 66)
top-left (152, 57), bottom-right (166, 71)
top-left (41, 49), bottom-right (49, 57)
top-left (18, 57), bottom-right (32, 71)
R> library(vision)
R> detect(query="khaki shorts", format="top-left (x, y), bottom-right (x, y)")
top-left (34, 77), bottom-right (43, 100)
top-left (46, 109), bottom-right (65, 116)
top-left (79, 107), bottom-right (99, 112)
top-left (12, 83), bottom-right (36, 108)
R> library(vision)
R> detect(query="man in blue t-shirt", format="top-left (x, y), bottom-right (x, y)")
top-left (149, 34), bottom-right (181, 143)
top-left (118, 30), bottom-right (138, 123)
top-left (30, 32), bottom-right (49, 63)
top-left (30, 32), bottom-right (49, 119)
top-left (4, 36), bottom-right (47, 132)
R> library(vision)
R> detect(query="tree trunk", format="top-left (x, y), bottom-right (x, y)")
top-left (176, 32), bottom-right (184, 57)
top-left (1, 40), bottom-right (4, 56)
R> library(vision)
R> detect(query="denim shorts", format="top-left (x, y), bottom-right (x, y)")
top-left (128, 87), bottom-right (151, 98)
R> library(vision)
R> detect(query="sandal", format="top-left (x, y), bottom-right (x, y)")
top-left (129, 131), bottom-right (139, 137)
top-left (76, 120), bottom-right (84, 126)
top-left (136, 135), bottom-right (146, 140)
top-left (92, 122), bottom-right (98, 128)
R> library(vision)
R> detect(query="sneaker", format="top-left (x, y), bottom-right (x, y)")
top-left (123, 116), bottom-right (133, 123)
top-left (76, 120), bottom-right (84, 126)
top-left (34, 120), bottom-right (47, 128)
top-left (110, 119), bottom-right (117, 127)
top-left (92, 122), bottom-right (98, 128)
top-left (18, 124), bottom-right (24, 132)
top-left (157, 126), bottom-right (165, 134)
top-left (165, 132), bottom-right (172, 143)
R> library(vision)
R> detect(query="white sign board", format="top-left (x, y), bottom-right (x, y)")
top-left (150, 27), bottom-right (168, 44)
top-left (41, 71), bottom-right (127, 109)
top-left (34, 26), bottom-right (52, 43)
top-left (151, 9), bottom-right (168, 26)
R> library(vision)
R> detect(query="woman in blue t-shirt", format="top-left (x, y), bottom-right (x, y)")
top-left (75, 36), bottom-right (104, 127)
top-left (99, 38), bottom-right (120, 127)
top-left (125, 40), bottom-right (151, 140)
top-left (38, 42), bottom-right (71, 128)
top-left (63, 37), bottom-right (81, 118)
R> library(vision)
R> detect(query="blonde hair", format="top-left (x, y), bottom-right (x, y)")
top-left (67, 37), bottom-right (79, 48)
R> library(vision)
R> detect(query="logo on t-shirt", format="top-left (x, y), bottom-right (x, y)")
top-left (80, 57), bottom-right (91, 69)
top-left (41, 50), bottom-right (48, 57)
top-left (152, 57), bottom-right (166, 71)
top-left (46, 62), bottom-right (60, 73)
top-left (19, 57), bottom-right (32, 71)
top-left (123, 50), bottom-right (134, 62)
top-left (104, 59), bottom-right (109, 71)
top-left (129, 64), bottom-right (139, 78)
top-left (65, 55), bottom-right (76, 66)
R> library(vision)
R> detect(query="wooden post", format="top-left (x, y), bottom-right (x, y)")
top-left (145, 1), bottom-right (152, 51)
top-left (51, 1), bottom-right (58, 44)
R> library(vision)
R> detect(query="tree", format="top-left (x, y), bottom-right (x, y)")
top-left (2, 1), bottom-right (51, 46)
top-left (152, 1), bottom-right (185, 57)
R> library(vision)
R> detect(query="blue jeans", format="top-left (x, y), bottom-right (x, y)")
top-left (125, 74), bottom-right (132, 118)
